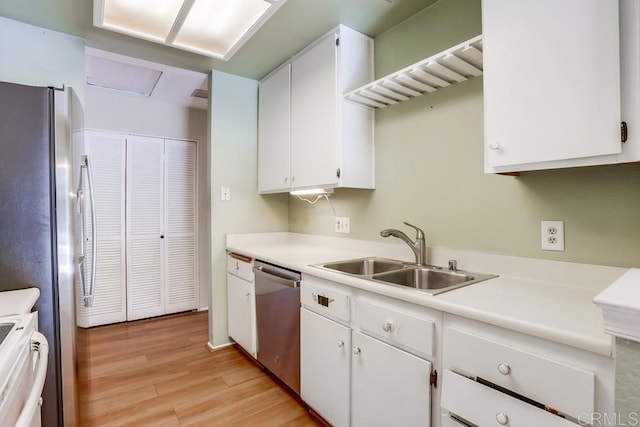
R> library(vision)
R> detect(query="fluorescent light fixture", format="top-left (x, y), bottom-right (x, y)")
top-left (94, 0), bottom-right (286, 60)
top-left (290, 188), bottom-right (334, 196)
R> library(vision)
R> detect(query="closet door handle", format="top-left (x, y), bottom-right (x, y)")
top-left (160, 235), bottom-right (165, 239)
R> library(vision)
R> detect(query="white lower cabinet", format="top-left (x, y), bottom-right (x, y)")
top-left (300, 278), bottom-right (435, 427)
top-left (441, 314), bottom-right (615, 427)
top-left (442, 370), bottom-right (576, 427)
top-left (227, 254), bottom-right (256, 357)
top-left (227, 275), bottom-right (256, 357)
top-left (351, 331), bottom-right (432, 427)
top-left (300, 308), bottom-right (350, 427)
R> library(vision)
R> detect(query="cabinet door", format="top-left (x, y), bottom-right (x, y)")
top-left (77, 131), bottom-right (127, 327)
top-left (483, 0), bottom-right (621, 169)
top-left (258, 64), bottom-right (291, 194)
top-left (227, 274), bottom-right (256, 356)
top-left (351, 331), bottom-right (432, 427)
top-left (126, 136), bottom-right (165, 321)
top-left (164, 139), bottom-right (198, 314)
top-left (300, 308), bottom-right (350, 427)
top-left (291, 32), bottom-right (339, 189)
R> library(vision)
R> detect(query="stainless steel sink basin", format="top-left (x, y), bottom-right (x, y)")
top-left (320, 257), bottom-right (407, 275)
top-left (313, 257), bottom-right (497, 295)
top-left (371, 267), bottom-right (495, 294)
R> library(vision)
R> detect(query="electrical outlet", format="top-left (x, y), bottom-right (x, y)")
top-left (335, 217), bottom-right (351, 234)
top-left (541, 220), bottom-right (564, 251)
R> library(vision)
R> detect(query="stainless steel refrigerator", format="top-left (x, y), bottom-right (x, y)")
top-left (0, 81), bottom-right (88, 426)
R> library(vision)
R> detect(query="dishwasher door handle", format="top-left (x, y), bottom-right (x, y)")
top-left (253, 267), bottom-right (300, 288)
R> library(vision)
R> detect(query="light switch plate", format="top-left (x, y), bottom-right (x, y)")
top-left (220, 186), bottom-right (231, 201)
top-left (335, 217), bottom-right (350, 234)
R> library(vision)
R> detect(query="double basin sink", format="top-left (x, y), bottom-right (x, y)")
top-left (315, 257), bottom-right (496, 295)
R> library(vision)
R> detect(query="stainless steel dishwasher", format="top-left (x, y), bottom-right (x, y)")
top-left (253, 260), bottom-right (302, 394)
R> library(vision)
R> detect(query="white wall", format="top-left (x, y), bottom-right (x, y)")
top-left (209, 71), bottom-right (288, 347)
top-left (0, 16), bottom-right (84, 99)
top-left (85, 86), bottom-right (211, 310)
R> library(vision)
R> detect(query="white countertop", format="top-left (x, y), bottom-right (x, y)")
top-left (227, 232), bottom-right (627, 357)
top-left (0, 288), bottom-right (40, 316)
top-left (594, 268), bottom-right (640, 343)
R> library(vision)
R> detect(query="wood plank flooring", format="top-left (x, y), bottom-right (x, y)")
top-left (78, 312), bottom-right (322, 426)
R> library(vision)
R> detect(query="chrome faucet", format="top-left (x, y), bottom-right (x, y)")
top-left (380, 222), bottom-right (427, 266)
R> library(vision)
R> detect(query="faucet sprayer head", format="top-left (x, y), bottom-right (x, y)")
top-left (380, 229), bottom-right (393, 238)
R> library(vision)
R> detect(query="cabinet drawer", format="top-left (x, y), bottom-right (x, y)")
top-left (444, 327), bottom-right (594, 419)
top-left (355, 300), bottom-right (434, 357)
top-left (442, 370), bottom-right (576, 427)
top-left (227, 253), bottom-right (253, 282)
top-left (441, 414), bottom-right (469, 427)
top-left (301, 282), bottom-right (350, 322)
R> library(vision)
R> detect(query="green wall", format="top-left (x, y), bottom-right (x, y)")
top-left (288, 0), bottom-right (640, 268)
top-left (209, 71), bottom-right (288, 346)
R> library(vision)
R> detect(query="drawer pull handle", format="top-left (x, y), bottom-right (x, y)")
top-left (496, 412), bottom-right (508, 425)
top-left (336, 340), bottom-right (344, 348)
top-left (381, 321), bottom-right (394, 333)
top-left (497, 363), bottom-right (511, 375)
top-left (353, 347), bottom-right (361, 355)
top-left (245, 292), bottom-right (251, 297)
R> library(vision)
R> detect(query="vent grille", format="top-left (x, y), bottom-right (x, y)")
top-left (191, 89), bottom-right (209, 99)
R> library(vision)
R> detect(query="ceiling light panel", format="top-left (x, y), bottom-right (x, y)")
top-left (95, 0), bottom-right (286, 60)
top-left (173, 0), bottom-right (270, 58)
top-left (102, 0), bottom-right (184, 41)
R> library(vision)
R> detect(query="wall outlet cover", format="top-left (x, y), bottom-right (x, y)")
top-left (541, 220), bottom-right (564, 251)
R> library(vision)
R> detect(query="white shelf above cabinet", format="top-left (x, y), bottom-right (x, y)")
top-left (344, 35), bottom-right (483, 109)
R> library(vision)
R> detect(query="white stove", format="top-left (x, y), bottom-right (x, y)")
top-left (0, 312), bottom-right (48, 427)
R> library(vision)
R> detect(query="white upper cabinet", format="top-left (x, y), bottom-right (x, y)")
top-left (258, 25), bottom-right (374, 193)
top-left (258, 64), bottom-right (291, 193)
top-left (483, 0), bottom-right (622, 173)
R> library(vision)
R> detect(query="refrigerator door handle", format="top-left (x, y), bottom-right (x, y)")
top-left (77, 155), bottom-right (97, 307)
top-left (76, 189), bottom-right (87, 302)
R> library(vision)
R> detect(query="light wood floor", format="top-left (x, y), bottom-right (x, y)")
top-left (78, 312), bottom-right (322, 426)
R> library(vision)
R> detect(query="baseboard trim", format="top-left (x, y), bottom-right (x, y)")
top-left (207, 341), bottom-right (234, 352)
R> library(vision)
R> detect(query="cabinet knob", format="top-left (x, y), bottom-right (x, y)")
top-left (497, 363), bottom-right (511, 375)
top-left (284, 176), bottom-right (288, 183)
top-left (496, 412), bottom-right (509, 425)
top-left (336, 340), bottom-right (344, 348)
top-left (490, 142), bottom-right (501, 151)
top-left (291, 176), bottom-right (295, 182)
top-left (381, 321), bottom-right (394, 333)
top-left (352, 347), bottom-right (361, 355)
top-left (245, 292), bottom-right (251, 297)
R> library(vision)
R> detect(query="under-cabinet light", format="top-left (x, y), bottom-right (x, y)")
top-left (94, 0), bottom-right (286, 60)
top-left (289, 188), bottom-right (334, 196)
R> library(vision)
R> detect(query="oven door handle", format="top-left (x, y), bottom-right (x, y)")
top-left (15, 331), bottom-right (49, 427)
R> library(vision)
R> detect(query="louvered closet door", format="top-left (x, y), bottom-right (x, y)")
top-left (126, 136), bottom-right (165, 321)
top-left (77, 131), bottom-right (127, 327)
top-left (164, 139), bottom-right (198, 314)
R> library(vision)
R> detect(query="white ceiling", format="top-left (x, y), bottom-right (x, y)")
top-left (85, 47), bottom-right (209, 110)
top-left (0, 0), bottom-right (441, 80)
